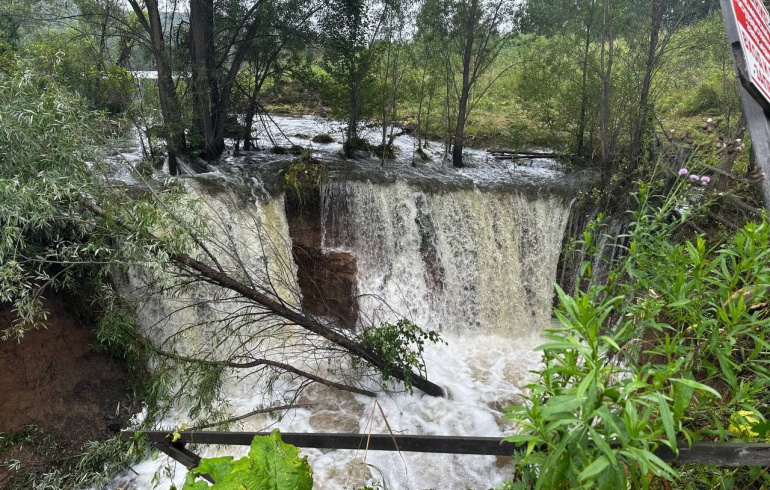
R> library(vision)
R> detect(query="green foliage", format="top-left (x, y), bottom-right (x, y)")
top-left (0, 427), bottom-right (147, 490)
top-left (0, 61), bottom-right (107, 339)
top-left (0, 58), bottom-right (196, 339)
top-left (283, 151), bottom-right (327, 199)
top-left (0, 40), bottom-right (15, 74)
top-left (183, 429), bottom-right (313, 490)
top-left (0, 58), bottom-right (207, 422)
top-left (361, 318), bottom-right (443, 393)
top-left (506, 180), bottom-right (770, 489)
top-left (28, 31), bottom-right (135, 113)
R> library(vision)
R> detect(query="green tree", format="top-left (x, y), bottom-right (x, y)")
top-left (416, 0), bottom-right (517, 167)
top-left (319, 0), bottom-right (391, 157)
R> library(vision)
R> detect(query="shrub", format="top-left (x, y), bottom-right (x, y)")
top-left (360, 319), bottom-right (443, 394)
top-left (506, 180), bottom-right (770, 489)
top-left (283, 151), bottom-right (326, 200)
top-left (311, 133), bottom-right (334, 143)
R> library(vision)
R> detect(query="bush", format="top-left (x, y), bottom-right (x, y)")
top-left (311, 133), bottom-right (334, 143)
top-left (506, 180), bottom-right (770, 489)
top-left (283, 150), bottom-right (326, 200)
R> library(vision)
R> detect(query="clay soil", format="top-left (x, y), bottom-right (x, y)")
top-left (0, 296), bottom-right (135, 487)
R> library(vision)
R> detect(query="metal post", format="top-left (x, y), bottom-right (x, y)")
top-left (720, 0), bottom-right (770, 209)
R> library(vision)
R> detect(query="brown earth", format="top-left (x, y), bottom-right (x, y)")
top-left (285, 190), bottom-right (359, 327)
top-left (0, 297), bottom-right (135, 486)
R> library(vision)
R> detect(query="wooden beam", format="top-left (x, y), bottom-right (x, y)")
top-left (123, 430), bottom-right (770, 466)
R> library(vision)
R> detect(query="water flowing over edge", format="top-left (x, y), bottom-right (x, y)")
top-left (105, 117), bottom-right (579, 490)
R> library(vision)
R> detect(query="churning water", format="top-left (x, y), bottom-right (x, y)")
top-left (106, 116), bottom-right (589, 489)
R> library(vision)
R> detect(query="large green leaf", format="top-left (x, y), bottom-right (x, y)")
top-left (182, 429), bottom-right (313, 490)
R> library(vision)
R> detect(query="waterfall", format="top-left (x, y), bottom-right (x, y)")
top-left (123, 180), bottom-right (300, 361)
top-left (116, 170), bottom-right (577, 490)
top-left (321, 180), bottom-right (571, 334)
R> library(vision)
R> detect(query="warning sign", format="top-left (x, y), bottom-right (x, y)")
top-left (731, 0), bottom-right (770, 104)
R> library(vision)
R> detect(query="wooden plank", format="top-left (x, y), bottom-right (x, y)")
top-left (123, 430), bottom-right (770, 466)
top-left (720, 0), bottom-right (770, 209)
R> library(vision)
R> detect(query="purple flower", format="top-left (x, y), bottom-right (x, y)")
top-left (678, 168), bottom-right (688, 176)
top-left (689, 174), bottom-right (701, 181)
top-left (701, 176), bottom-right (710, 184)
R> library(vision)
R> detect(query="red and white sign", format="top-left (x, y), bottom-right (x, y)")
top-left (731, 0), bottom-right (770, 104)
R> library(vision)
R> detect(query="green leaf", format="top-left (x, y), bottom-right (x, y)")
top-left (540, 395), bottom-right (583, 418)
top-left (578, 455), bottom-right (610, 482)
top-left (195, 456), bottom-right (236, 482)
top-left (751, 421), bottom-right (770, 439)
top-left (667, 299), bottom-right (691, 308)
top-left (655, 393), bottom-right (677, 448)
top-left (670, 377), bottom-right (722, 399)
top-left (183, 429), bottom-right (313, 490)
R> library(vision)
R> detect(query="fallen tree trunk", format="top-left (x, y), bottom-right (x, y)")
top-left (84, 201), bottom-right (446, 397)
top-left (172, 252), bottom-right (445, 396)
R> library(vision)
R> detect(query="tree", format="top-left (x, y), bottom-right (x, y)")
top-left (319, 0), bottom-right (388, 157)
top-left (376, 0), bottom-right (410, 162)
top-left (235, 0), bottom-right (318, 151)
top-left (128, 0), bottom-right (305, 163)
top-left (128, 0), bottom-right (186, 174)
top-left (417, 0), bottom-right (517, 167)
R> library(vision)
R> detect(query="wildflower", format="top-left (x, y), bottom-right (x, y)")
top-left (689, 174), bottom-right (700, 181)
top-left (678, 168), bottom-right (688, 176)
top-left (729, 411), bottom-right (763, 439)
top-left (700, 175), bottom-right (710, 185)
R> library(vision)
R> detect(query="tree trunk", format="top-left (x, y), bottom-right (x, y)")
top-left (129, 0), bottom-right (186, 175)
top-left (189, 0), bottom-right (217, 160)
top-left (599, 0), bottom-right (614, 166)
top-left (345, 74), bottom-right (362, 157)
top-left (416, 67), bottom-right (428, 150)
top-left (576, 0), bottom-right (596, 156)
top-left (84, 201), bottom-right (444, 397)
top-left (630, 0), bottom-right (663, 163)
top-left (452, 0), bottom-right (478, 168)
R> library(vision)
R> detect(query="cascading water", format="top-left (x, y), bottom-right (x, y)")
top-left (321, 181), bottom-right (570, 335)
top-left (108, 116), bottom-right (589, 490)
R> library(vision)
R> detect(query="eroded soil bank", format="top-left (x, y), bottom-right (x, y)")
top-left (0, 297), bottom-right (135, 487)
